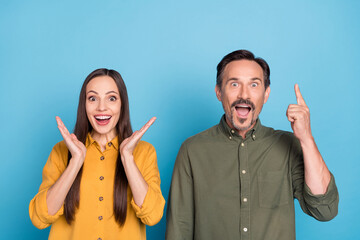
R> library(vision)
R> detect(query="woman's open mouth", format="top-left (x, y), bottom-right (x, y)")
top-left (94, 115), bottom-right (112, 126)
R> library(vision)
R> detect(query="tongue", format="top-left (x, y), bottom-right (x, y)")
top-left (236, 107), bottom-right (250, 117)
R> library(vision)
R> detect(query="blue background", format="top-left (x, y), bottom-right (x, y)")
top-left (1, 0), bottom-right (359, 239)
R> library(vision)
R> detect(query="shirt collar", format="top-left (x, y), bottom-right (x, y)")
top-left (219, 114), bottom-right (265, 141)
top-left (86, 133), bottom-right (119, 151)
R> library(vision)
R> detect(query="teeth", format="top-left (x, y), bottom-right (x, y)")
top-left (95, 115), bottom-right (111, 120)
top-left (237, 105), bottom-right (249, 108)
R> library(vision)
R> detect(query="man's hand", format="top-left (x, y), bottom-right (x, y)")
top-left (286, 84), bottom-right (312, 142)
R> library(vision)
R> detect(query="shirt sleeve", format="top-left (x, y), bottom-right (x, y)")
top-left (291, 137), bottom-right (339, 221)
top-left (29, 141), bottom-right (68, 229)
top-left (130, 141), bottom-right (165, 226)
top-left (165, 142), bottom-right (194, 240)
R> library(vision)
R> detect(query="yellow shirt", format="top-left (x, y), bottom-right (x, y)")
top-left (29, 134), bottom-right (165, 240)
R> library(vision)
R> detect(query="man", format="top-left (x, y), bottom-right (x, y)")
top-left (166, 50), bottom-right (339, 240)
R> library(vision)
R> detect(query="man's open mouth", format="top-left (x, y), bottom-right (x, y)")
top-left (235, 104), bottom-right (252, 118)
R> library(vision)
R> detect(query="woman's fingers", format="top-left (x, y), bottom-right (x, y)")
top-left (139, 117), bottom-right (156, 133)
top-left (120, 117), bottom-right (156, 157)
top-left (133, 117), bottom-right (156, 141)
top-left (70, 133), bottom-right (78, 141)
top-left (56, 116), bottom-right (83, 153)
top-left (56, 116), bottom-right (71, 139)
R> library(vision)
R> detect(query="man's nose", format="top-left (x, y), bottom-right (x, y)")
top-left (237, 86), bottom-right (249, 99)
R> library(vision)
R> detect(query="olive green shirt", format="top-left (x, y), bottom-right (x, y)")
top-left (166, 116), bottom-right (338, 240)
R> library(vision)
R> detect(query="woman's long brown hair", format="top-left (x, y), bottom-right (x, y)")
top-left (64, 68), bottom-right (133, 226)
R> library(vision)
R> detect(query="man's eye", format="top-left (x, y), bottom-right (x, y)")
top-left (109, 96), bottom-right (117, 101)
top-left (231, 82), bottom-right (239, 87)
top-left (251, 83), bottom-right (258, 87)
top-left (88, 96), bottom-right (96, 101)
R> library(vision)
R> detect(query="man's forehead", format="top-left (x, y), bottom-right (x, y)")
top-left (223, 60), bottom-right (264, 80)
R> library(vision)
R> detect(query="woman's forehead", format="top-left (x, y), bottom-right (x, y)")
top-left (86, 76), bottom-right (119, 94)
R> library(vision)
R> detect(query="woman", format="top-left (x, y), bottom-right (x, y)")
top-left (29, 68), bottom-right (165, 240)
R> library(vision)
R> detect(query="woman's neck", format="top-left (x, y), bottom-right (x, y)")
top-left (91, 130), bottom-right (117, 151)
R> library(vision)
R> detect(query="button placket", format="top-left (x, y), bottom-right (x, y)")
top-left (239, 140), bottom-right (250, 240)
top-left (98, 152), bottom-right (105, 228)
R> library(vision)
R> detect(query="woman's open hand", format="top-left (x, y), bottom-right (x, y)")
top-left (120, 117), bottom-right (156, 161)
top-left (56, 116), bottom-right (87, 167)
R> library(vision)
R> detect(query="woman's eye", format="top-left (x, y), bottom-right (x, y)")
top-left (109, 96), bottom-right (117, 101)
top-left (88, 96), bottom-right (96, 101)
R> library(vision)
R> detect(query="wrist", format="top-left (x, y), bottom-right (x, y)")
top-left (121, 154), bottom-right (134, 164)
top-left (298, 135), bottom-right (315, 148)
top-left (68, 157), bottom-right (84, 170)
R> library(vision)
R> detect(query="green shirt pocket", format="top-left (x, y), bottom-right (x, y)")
top-left (258, 170), bottom-right (289, 208)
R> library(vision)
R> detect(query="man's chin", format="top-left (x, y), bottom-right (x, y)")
top-left (232, 119), bottom-right (249, 130)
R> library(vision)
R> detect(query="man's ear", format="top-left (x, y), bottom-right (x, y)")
top-left (215, 85), bottom-right (222, 101)
top-left (263, 86), bottom-right (271, 104)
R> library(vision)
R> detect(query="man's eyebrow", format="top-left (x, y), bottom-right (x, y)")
top-left (225, 77), bottom-right (239, 83)
top-left (225, 77), bottom-right (262, 83)
top-left (250, 77), bottom-right (262, 82)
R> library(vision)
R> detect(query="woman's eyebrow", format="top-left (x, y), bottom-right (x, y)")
top-left (106, 91), bottom-right (119, 95)
top-left (87, 90), bottom-right (98, 95)
top-left (86, 90), bottom-right (119, 95)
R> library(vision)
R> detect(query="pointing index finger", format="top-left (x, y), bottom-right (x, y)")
top-left (295, 84), bottom-right (307, 106)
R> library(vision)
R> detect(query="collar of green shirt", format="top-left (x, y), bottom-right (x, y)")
top-left (219, 114), bottom-right (268, 142)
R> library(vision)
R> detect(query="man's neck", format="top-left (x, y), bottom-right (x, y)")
top-left (225, 117), bottom-right (257, 139)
